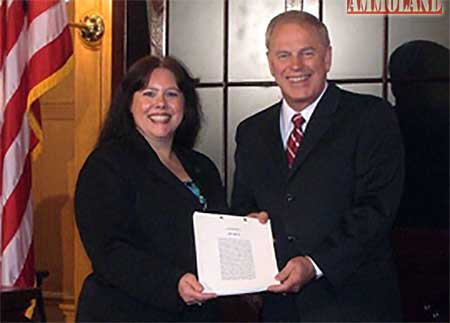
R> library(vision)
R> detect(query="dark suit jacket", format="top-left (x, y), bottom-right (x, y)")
top-left (232, 83), bottom-right (404, 322)
top-left (75, 130), bottom-right (227, 322)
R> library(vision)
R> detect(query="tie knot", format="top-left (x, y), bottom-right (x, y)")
top-left (292, 114), bottom-right (305, 128)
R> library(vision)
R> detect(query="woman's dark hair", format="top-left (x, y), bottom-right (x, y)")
top-left (97, 55), bottom-right (201, 149)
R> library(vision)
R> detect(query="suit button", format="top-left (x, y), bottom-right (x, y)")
top-left (287, 235), bottom-right (297, 242)
top-left (287, 194), bottom-right (294, 202)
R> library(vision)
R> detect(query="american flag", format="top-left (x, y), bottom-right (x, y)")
top-left (0, 0), bottom-right (73, 287)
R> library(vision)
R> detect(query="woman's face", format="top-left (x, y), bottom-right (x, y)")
top-left (131, 67), bottom-right (184, 144)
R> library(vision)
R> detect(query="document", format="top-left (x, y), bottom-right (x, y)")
top-left (193, 211), bottom-right (280, 296)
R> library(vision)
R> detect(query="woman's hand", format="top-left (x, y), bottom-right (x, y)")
top-left (178, 273), bottom-right (217, 306)
top-left (246, 211), bottom-right (269, 224)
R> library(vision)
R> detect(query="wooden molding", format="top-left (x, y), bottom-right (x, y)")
top-left (59, 303), bottom-right (76, 323)
top-left (73, 0), bottom-right (112, 309)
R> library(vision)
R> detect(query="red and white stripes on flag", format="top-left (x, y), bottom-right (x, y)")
top-left (0, 0), bottom-right (73, 287)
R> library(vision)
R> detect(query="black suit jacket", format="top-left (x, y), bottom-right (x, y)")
top-left (75, 130), bottom-right (227, 322)
top-left (232, 83), bottom-right (404, 322)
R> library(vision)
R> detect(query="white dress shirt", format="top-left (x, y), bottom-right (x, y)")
top-left (280, 83), bottom-right (328, 149)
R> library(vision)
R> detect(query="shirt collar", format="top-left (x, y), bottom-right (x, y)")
top-left (280, 82), bottom-right (328, 146)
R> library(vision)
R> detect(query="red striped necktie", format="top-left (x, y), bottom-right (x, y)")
top-left (286, 114), bottom-right (305, 168)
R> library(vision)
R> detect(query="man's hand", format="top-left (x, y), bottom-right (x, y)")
top-left (246, 211), bottom-right (269, 224)
top-left (267, 256), bottom-right (316, 293)
top-left (178, 273), bottom-right (217, 305)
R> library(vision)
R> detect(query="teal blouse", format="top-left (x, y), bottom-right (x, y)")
top-left (184, 181), bottom-right (207, 210)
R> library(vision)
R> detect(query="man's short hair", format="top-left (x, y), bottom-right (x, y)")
top-left (265, 10), bottom-right (331, 50)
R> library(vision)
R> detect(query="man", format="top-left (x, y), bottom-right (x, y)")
top-left (232, 11), bottom-right (403, 322)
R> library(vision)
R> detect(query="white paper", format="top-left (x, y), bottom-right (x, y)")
top-left (193, 211), bottom-right (280, 296)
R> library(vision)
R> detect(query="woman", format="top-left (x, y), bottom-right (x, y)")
top-left (75, 55), bottom-right (227, 322)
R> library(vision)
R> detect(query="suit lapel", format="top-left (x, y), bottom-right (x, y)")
top-left (261, 102), bottom-right (290, 180)
top-left (129, 131), bottom-right (201, 207)
top-left (175, 147), bottom-right (208, 207)
top-left (289, 83), bottom-right (341, 179)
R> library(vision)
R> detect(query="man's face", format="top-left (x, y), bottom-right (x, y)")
top-left (267, 22), bottom-right (332, 111)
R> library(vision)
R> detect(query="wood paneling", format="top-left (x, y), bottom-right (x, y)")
top-left (32, 1), bottom-right (75, 317)
top-left (112, 0), bottom-right (125, 93)
top-left (73, 0), bottom-right (112, 313)
top-left (31, 0), bottom-right (112, 321)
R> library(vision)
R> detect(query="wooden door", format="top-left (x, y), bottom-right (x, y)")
top-left (33, 0), bottom-right (112, 321)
